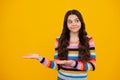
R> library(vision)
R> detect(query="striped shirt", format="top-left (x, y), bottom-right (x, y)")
top-left (39, 35), bottom-right (96, 80)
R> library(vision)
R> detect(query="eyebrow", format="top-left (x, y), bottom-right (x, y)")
top-left (67, 18), bottom-right (79, 21)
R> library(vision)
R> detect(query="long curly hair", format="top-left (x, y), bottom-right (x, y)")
top-left (58, 9), bottom-right (90, 62)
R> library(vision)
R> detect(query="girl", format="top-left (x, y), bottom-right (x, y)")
top-left (22, 9), bottom-right (96, 80)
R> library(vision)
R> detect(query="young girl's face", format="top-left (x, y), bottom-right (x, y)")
top-left (67, 14), bottom-right (81, 33)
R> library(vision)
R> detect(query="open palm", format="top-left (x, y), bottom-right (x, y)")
top-left (55, 60), bottom-right (74, 65)
top-left (22, 53), bottom-right (40, 60)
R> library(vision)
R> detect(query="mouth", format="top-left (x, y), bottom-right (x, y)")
top-left (71, 27), bottom-right (78, 29)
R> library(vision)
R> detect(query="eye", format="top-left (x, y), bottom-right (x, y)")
top-left (68, 20), bottom-right (72, 24)
top-left (75, 19), bottom-right (80, 23)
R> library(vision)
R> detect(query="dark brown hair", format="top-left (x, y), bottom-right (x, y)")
top-left (58, 9), bottom-right (90, 62)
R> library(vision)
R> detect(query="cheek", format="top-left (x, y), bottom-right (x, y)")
top-left (78, 22), bottom-right (81, 26)
top-left (67, 24), bottom-right (71, 29)
top-left (78, 23), bottom-right (81, 28)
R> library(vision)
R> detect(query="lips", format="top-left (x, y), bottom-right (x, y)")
top-left (71, 27), bottom-right (78, 29)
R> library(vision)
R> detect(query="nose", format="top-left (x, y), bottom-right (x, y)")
top-left (72, 21), bottom-right (76, 25)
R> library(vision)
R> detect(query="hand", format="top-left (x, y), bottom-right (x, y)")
top-left (55, 60), bottom-right (66, 64)
top-left (21, 53), bottom-right (41, 60)
top-left (55, 60), bottom-right (74, 66)
top-left (65, 60), bottom-right (74, 65)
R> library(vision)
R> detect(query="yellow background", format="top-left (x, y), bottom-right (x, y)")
top-left (0, 0), bottom-right (120, 80)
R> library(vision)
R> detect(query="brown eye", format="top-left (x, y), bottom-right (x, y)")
top-left (68, 20), bottom-right (72, 24)
top-left (76, 19), bottom-right (80, 23)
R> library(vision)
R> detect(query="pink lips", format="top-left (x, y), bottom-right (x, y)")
top-left (71, 27), bottom-right (78, 29)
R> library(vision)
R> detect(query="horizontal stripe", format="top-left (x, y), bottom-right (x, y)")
top-left (55, 48), bottom-right (79, 51)
top-left (58, 71), bottom-right (87, 78)
top-left (90, 52), bottom-right (96, 55)
top-left (67, 46), bottom-right (79, 49)
top-left (54, 53), bottom-right (95, 59)
top-left (55, 47), bottom-right (95, 51)
top-left (59, 69), bottom-right (87, 74)
top-left (55, 50), bottom-right (79, 54)
top-left (89, 41), bottom-right (94, 47)
top-left (69, 41), bottom-right (79, 44)
top-left (69, 44), bottom-right (79, 46)
top-left (59, 70), bottom-right (88, 76)
top-left (90, 55), bottom-right (96, 58)
top-left (54, 52), bottom-right (95, 56)
top-left (54, 53), bottom-right (78, 56)
top-left (60, 66), bottom-right (84, 71)
top-left (54, 55), bottom-right (79, 60)
top-left (58, 74), bottom-right (87, 80)
top-left (89, 47), bottom-right (95, 50)
top-left (90, 50), bottom-right (95, 52)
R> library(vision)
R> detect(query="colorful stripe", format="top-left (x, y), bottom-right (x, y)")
top-left (39, 35), bottom-right (96, 80)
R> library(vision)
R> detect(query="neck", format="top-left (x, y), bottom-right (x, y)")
top-left (70, 32), bottom-right (79, 41)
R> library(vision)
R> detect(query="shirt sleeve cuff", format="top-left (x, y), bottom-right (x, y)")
top-left (38, 56), bottom-right (43, 62)
top-left (71, 60), bottom-right (76, 67)
top-left (71, 60), bottom-right (78, 68)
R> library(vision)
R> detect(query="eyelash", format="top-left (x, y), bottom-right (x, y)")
top-left (76, 20), bottom-right (79, 22)
top-left (68, 20), bottom-right (79, 23)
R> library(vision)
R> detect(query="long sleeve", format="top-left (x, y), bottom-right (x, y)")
top-left (38, 56), bottom-right (60, 70)
top-left (38, 37), bottom-right (60, 70)
top-left (72, 36), bottom-right (96, 71)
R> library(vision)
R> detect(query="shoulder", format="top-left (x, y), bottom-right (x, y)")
top-left (56, 36), bottom-right (60, 41)
top-left (55, 36), bottom-right (60, 47)
top-left (87, 35), bottom-right (93, 41)
top-left (55, 36), bottom-right (60, 44)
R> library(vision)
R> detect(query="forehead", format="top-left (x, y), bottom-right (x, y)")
top-left (67, 14), bottom-right (79, 20)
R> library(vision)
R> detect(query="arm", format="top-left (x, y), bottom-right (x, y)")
top-left (38, 55), bottom-right (60, 70)
top-left (22, 37), bottom-right (65, 70)
top-left (22, 53), bottom-right (61, 70)
top-left (71, 36), bottom-right (96, 71)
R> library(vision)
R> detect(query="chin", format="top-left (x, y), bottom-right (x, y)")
top-left (71, 30), bottom-right (79, 33)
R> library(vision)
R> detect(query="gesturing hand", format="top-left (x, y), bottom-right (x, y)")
top-left (55, 60), bottom-right (75, 66)
top-left (22, 53), bottom-right (40, 60)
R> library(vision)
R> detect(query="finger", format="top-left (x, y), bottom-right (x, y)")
top-left (21, 56), bottom-right (31, 58)
top-left (56, 61), bottom-right (66, 64)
